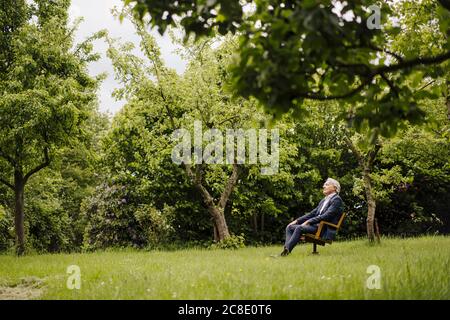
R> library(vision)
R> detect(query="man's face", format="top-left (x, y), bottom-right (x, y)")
top-left (322, 182), bottom-right (336, 196)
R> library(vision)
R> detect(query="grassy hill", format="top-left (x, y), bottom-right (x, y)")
top-left (0, 236), bottom-right (449, 300)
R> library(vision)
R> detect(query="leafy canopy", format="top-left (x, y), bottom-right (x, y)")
top-left (0, 0), bottom-right (103, 184)
top-left (124, 0), bottom-right (450, 136)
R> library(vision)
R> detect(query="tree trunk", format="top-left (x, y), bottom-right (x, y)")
top-left (374, 218), bottom-right (381, 243)
top-left (207, 205), bottom-right (230, 241)
top-left (446, 81), bottom-right (450, 121)
top-left (188, 163), bottom-right (238, 243)
top-left (343, 133), bottom-right (381, 243)
top-left (363, 168), bottom-right (377, 242)
top-left (261, 213), bottom-right (265, 233)
top-left (195, 184), bottom-right (231, 242)
top-left (447, 98), bottom-right (450, 121)
top-left (253, 213), bottom-right (258, 234)
top-left (212, 220), bottom-right (219, 242)
top-left (14, 171), bottom-right (25, 255)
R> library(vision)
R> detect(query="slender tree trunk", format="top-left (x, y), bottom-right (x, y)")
top-left (344, 134), bottom-right (381, 243)
top-left (0, 147), bottom-right (49, 255)
top-left (447, 97), bottom-right (450, 121)
top-left (446, 81), bottom-right (450, 121)
top-left (363, 168), bottom-right (376, 242)
top-left (261, 213), bottom-right (265, 233)
top-left (14, 171), bottom-right (25, 255)
top-left (253, 213), bottom-right (258, 234)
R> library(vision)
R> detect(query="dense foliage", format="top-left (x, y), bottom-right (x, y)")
top-left (0, 1), bottom-right (448, 253)
top-left (0, 0), bottom-right (106, 253)
top-left (125, 0), bottom-right (450, 137)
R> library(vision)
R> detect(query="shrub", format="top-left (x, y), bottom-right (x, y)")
top-left (82, 183), bottom-right (174, 250)
top-left (209, 234), bottom-right (246, 250)
top-left (0, 205), bottom-right (14, 252)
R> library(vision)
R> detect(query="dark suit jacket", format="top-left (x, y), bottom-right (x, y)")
top-left (296, 193), bottom-right (344, 240)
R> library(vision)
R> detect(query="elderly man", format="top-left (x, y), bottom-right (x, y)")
top-left (280, 178), bottom-right (344, 256)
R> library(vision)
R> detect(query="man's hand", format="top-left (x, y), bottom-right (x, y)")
top-left (301, 221), bottom-right (310, 227)
top-left (288, 220), bottom-right (297, 226)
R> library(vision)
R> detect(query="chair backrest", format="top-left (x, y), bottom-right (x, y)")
top-left (336, 212), bottom-right (346, 229)
top-left (322, 212), bottom-right (346, 242)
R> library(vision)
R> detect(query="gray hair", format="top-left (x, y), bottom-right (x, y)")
top-left (325, 178), bottom-right (341, 193)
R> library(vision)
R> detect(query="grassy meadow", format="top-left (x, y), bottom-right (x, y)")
top-left (0, 236), bottom-right (448, 300)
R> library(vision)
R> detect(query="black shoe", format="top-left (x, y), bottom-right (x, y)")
top-left (280, 247), bottom-right (289, 256)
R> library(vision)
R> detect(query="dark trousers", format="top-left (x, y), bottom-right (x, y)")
top-left (284, 224), bottom-right (318, 252)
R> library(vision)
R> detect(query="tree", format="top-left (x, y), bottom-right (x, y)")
top-left (285, 100), bottom-right (384, 242)
top-left (125, 0), bottom-right (450, 135)
top-left (0, 0), bottom-right (28, 74)
top-left (104, 9), bottom-right (285, 242)
top-left (315, 89), bottom-right (449, 242)
top-left (374, 96), bottom-right (449, 235)
top-left (0, 0), bottom-right (102, 254)
top-left (343, 131), bottom-right (382, 242)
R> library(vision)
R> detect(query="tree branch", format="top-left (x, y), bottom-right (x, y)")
top-left (376, 50), bottom-right (450, 74)
top-left (188, 163), bottom-right (216, 207)
top-left (0, 177), bottom-right (14, 190)
top-left (302, 78), bottom-right (371, 100)
top-left (367, 44), bottom-right (404, 63)
top-left (447, 81), bottom-right (450, 121)
top-left (304, 50), bottom-right (450, 101)
top-left (217, 115), bottom-right (241, 127)
top-left (24, 148), bottom-right (50, 183)
top-left (194, 163), bottom-right (205, 185)
top-left (343, 134), bottom-right (365, 168)
top-left (380, 72), bottom-right (399, 97)
top-left (333, 60), bottom-right (372, 74)
top-left (367, 143), bottom-right (382, 170)
top-left (416, 79), bottom-right (436, 93)
top-left (218, 162), bottom-right (240, 209)
top-left (0, 148), bottom-right (16, 166)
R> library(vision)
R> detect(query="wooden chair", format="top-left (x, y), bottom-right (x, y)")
top-left (303, 213), bottom-right (346, 254)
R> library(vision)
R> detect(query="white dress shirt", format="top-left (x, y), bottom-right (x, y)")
top-left (319, 192), bottom-right (337, 215)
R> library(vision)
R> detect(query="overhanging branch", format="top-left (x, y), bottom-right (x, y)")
top-left (376, 50), bottom-right (450, 74)
top-left (302, 79), bottom-right (371, 100)
top-left (303, 50), bottom-right (450, 101)
top-left (367, 44), bottom-right (404, 63)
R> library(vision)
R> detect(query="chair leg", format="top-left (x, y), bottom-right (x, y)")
top-left (312, 243), bottom-right (319, 254)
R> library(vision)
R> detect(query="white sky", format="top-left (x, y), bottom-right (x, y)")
top-left (69, 0), bottom-right (188, 116)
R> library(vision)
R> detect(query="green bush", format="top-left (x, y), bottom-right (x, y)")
top-left (135, 204), bottom-right (175, 247)
top-left (0, 205), bottom-right (14, 252)
top-left (210, 234), bottom-right (246, 250)
top-left (82, 182), bottom-right (175, 250)
top-left (23, 173), bottom-right (75, 253)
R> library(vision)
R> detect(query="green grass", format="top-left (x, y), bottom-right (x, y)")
top-left (0, 236), bottom-right (449, 299)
